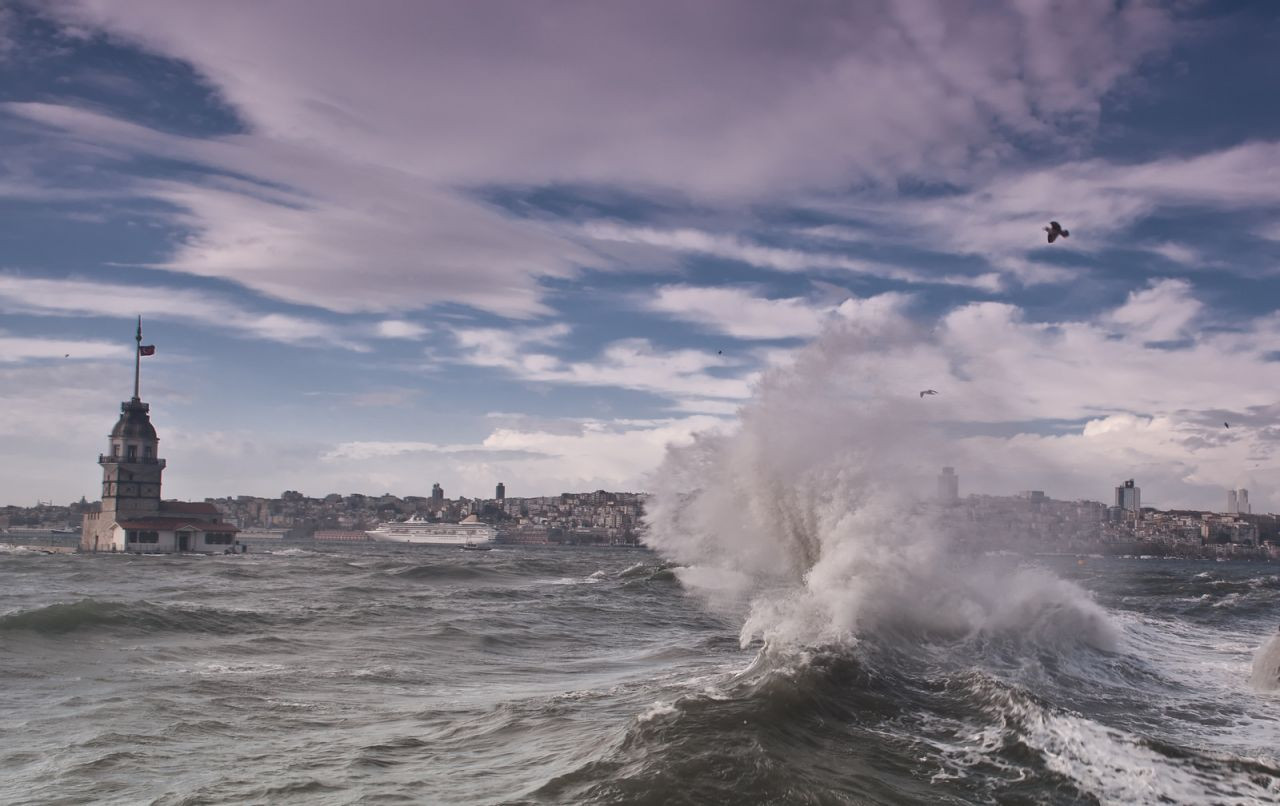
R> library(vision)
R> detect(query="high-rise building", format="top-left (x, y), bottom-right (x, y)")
top-left (495, 482), bottom-right (506, 501)
top-left (1238, 488), bottom-right (1250, 515)
top-left (1227, 489), bottom-right (1238, 514)
top-left (937, 467), bottom-right (959, 503)
top-left (1114, 479), bottom-right (1141, 513)
top-left (431, 482), bottom-right (444, 507)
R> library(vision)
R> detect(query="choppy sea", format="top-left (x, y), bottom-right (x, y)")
top-left (2, 543), bottom-right (1279, 805)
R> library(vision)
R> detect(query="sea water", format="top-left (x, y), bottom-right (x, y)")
top-left (1, 546), bottom-right (1278, 804)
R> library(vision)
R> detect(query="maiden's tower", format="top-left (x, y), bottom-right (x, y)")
top-left (80, 319), bottom-right (238, 553)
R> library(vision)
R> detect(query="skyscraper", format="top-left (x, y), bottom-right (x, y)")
top-left (1115, 479), bottom-right (1141, 513)
top-left (1238, 488), bottom-right (1250, 515)
top-left (495, 482), bottom-right (506, 501)
top-left (937, 467), bottom-right (959, 503)
top-left (431, 482), bottom-right (444, 507)
top-left (1227, 489), bottom-right (1238, 514)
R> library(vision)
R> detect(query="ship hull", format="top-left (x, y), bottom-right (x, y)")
top-left (365, 528), bottom-right (496, 545)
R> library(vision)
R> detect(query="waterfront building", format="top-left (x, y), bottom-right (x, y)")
top-left (80, 319), bottom-right (239, 553)
top-left (937, 467), bottom-right (959, 503)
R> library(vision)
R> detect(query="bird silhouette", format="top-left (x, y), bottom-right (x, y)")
top-left (919, 389), bottom-right (938, 398)
top-left (1224, 422), bottom-right (1230, 428)
top-left (1044, 221), bottom-right (1070, 243)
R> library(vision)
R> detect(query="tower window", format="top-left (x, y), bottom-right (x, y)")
top-left (143, 446), bottom-right (152, 459)
top-left (112, 445), bottom-right (119, 457)
top-left (127, 445), bottom-right (137, 460)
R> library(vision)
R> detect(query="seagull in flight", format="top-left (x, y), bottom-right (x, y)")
top-left (1224, 422), bottom-right (1230, 428)
top-left (919, 389), bottom-right (938, 398)
top-left (1044, 221), bottom-right (1070, 243)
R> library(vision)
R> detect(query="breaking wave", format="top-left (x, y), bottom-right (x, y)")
top-left (643, 314), bottom-right (1115, 655)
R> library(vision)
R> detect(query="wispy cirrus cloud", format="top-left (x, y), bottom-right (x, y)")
top-left (644, 285), bottom-right (914, 341)
top-left (4, 0), bottom-right (1182, 324)
top-left (373, 320), bottom-right (428, 340)
top-left (832, 141), bottom-right (1280, 279)
top-left (584, 222), bottom-right (1003, 291)
top-left (0, 274), bottom-right (363, 350)
top-left (647, 285), bottom-right (836, 340)
top-left (451, 323), bottom-right (752, 404)
top-left (0, 333), bottom-right (128, 363)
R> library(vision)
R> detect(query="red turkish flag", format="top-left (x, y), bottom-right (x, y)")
top-left (139, 345), bottom-right (156, 356)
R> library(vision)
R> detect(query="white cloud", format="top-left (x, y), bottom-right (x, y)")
top-left (50, 1), bottom-right (1176, 194)
top-left (647, 286), bottom-right (833, 340)
top-left (1148, 242), bottom-right (1200, 266)
top-left (585, 222), bottom-right (1001, 290)
top-left (320, 414), bottom-right (730, 495)
top-left (0, 334), bottom-right (128, 363)
top-left (375, 320), bottom-right (428, 340)
top-left (2, 0), bottom-right (1181, 320)
top-left (450, 323), bottom-right (754, 404)
top-left (645, 285), bottom-right (918, 343)
top-left (844, 141), bottom-right (1280, 279)
top-left (0, 274), bottom-right (362, 350)
top-left (1104, 278), bottom-right (1202, 342)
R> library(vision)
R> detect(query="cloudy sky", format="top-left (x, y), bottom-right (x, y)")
top-left (2, 0), bottom-right (1279, 510)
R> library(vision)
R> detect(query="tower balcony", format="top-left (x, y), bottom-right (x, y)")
top-left (99, 455), bottom-right (166, 468)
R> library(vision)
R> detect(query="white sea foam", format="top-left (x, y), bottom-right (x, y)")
top-left (1251, 634), bottom-right (1280, 693)
top-left (636, 701), bottom-right (679, 723)
top-left (937, 684), bottom-right (1279, 805)
top-left (644, 314), bottom-right (1115, 651)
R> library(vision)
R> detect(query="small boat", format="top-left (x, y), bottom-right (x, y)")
top-left (461, 542), bottom-right (493, 552)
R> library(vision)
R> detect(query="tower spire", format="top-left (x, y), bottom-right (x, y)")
top-left (133, 316), bottom-right (142, 401)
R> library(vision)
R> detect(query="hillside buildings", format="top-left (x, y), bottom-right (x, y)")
top-left (202, 487), bottom-right (645, 545)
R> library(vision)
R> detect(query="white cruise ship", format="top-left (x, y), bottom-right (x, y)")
top-left (365, 514), bottom-right (496, 546)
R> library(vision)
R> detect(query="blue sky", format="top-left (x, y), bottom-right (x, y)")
top-left (2, 0), bottom-right (1280, 510)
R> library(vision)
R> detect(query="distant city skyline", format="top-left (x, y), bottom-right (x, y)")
top-left (2, 2), bottom-right (1279, 510)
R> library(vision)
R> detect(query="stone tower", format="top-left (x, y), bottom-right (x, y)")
top-left (81, 318), bottom-right (164, 550)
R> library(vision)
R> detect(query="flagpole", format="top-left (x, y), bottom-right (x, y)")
top-left (134, 316), bottom-right (142, 401)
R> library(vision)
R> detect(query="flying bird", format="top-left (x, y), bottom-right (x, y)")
top-left (1044, 221), bottom-right (1070, 243)
top-left (1224, 422), bottom-right (1230, 428)
top-left (919, 389), bottom-right (938, 398)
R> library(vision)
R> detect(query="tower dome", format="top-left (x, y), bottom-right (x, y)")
top-left (110, 399), bottom-right (158, 441)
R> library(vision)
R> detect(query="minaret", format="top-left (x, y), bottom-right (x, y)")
top-left (82, 319), bottom-right (165, 550)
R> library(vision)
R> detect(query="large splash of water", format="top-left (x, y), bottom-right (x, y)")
top-left (644, 310), bottom-right (1116, 652)
top-left (1252, 634), bottom-right (1280, 692)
